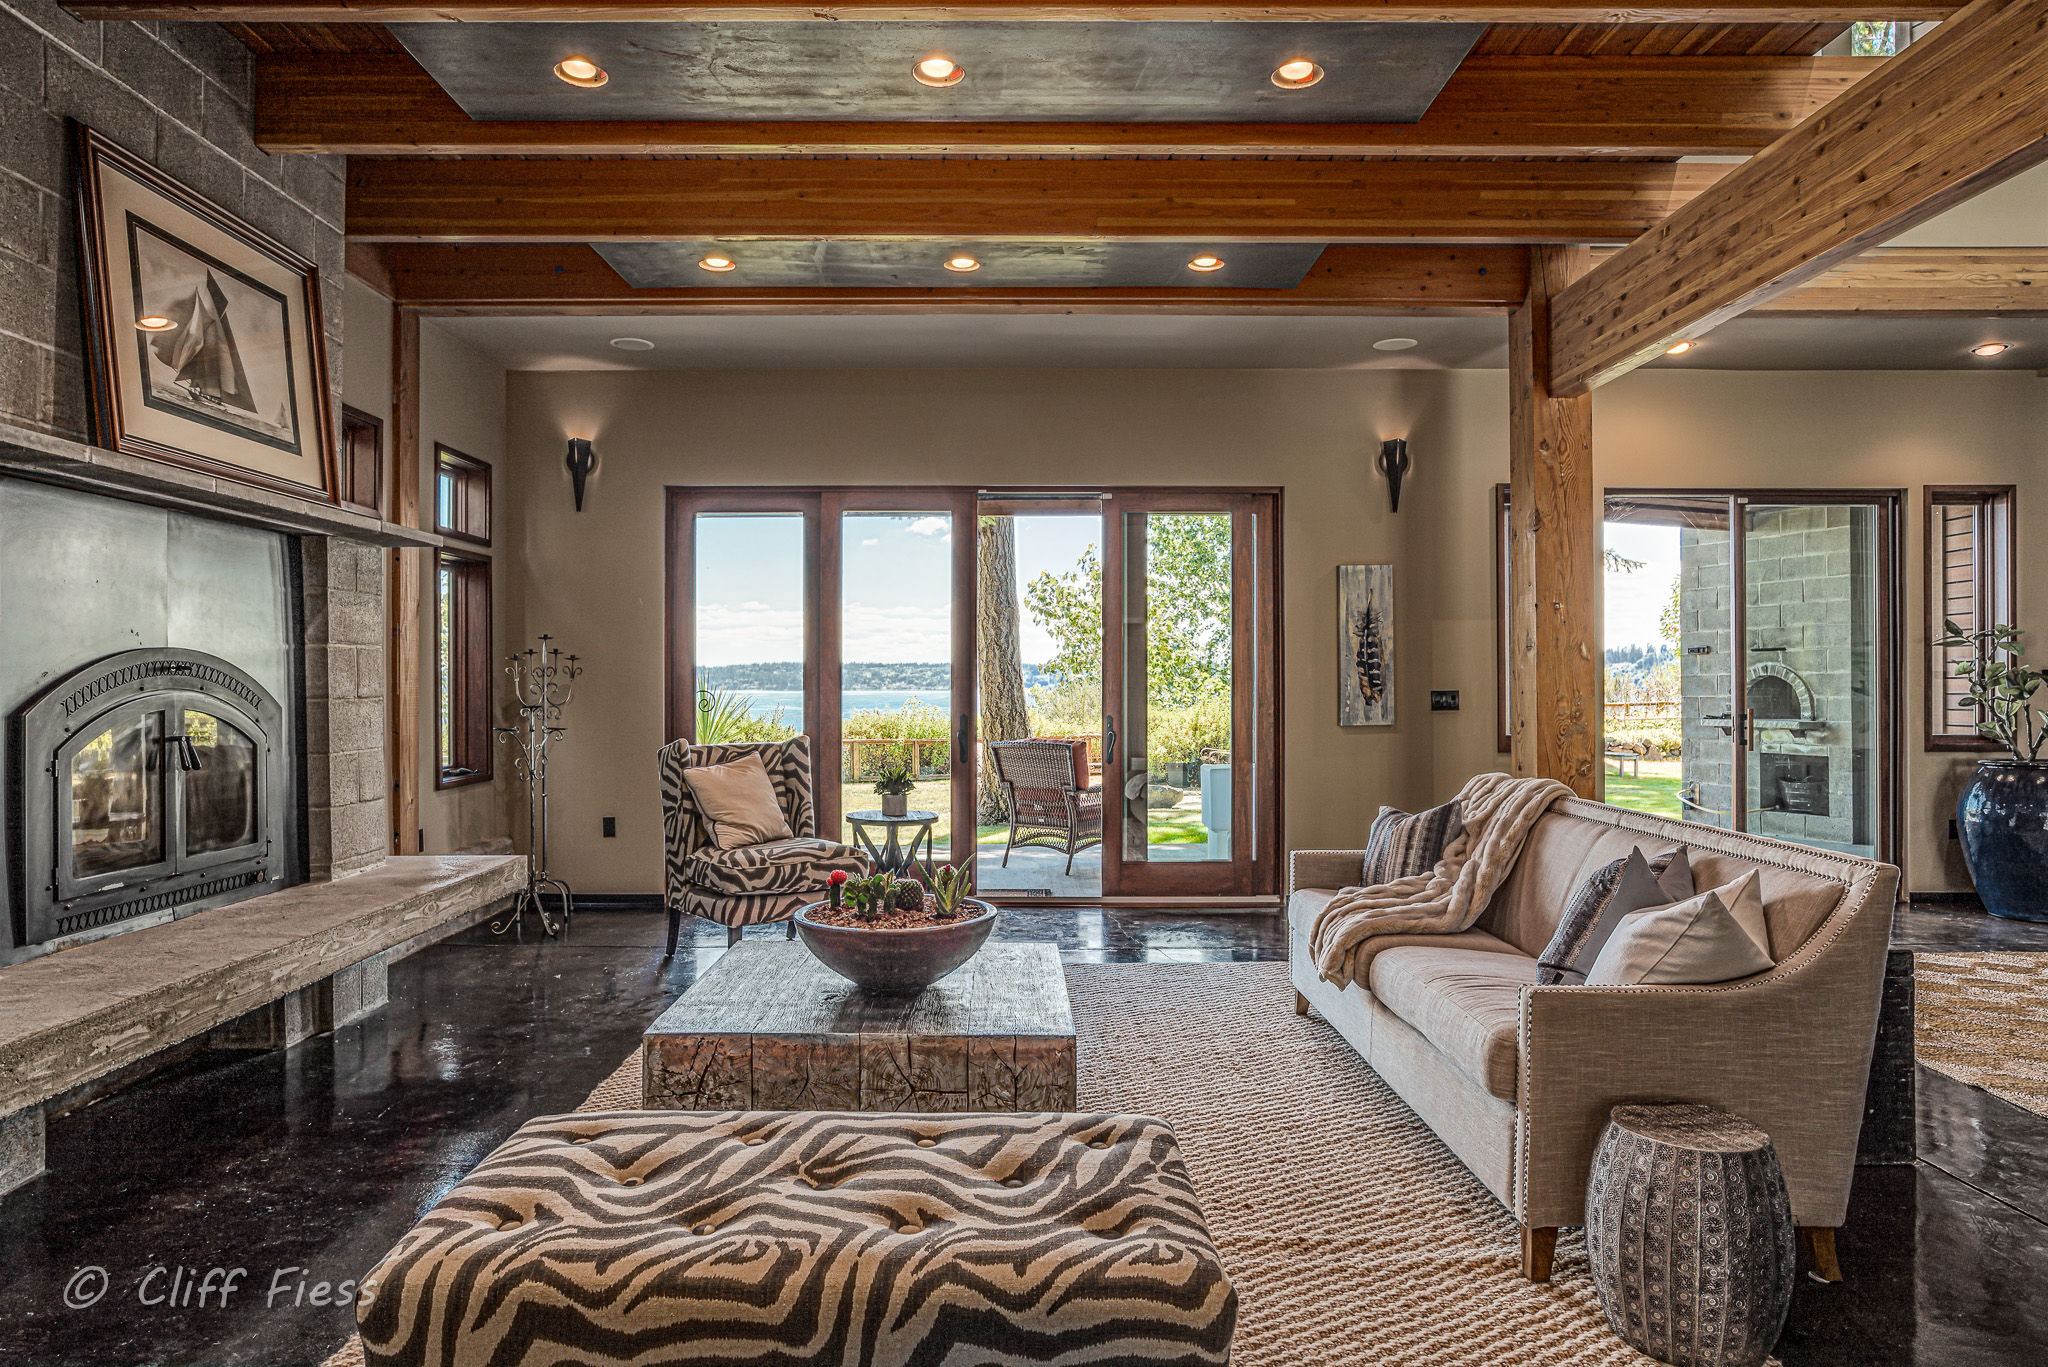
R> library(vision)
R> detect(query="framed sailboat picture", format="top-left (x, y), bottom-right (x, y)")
top-left (71, 123), bottom-right (336, 502)
top-left (1338, 564), bottom-right (1394, 725)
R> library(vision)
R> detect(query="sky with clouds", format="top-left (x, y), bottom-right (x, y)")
top-left (695, 512), bottom-right (1101, 667)
top-left (1604, 519), bottom-right (1681, 652)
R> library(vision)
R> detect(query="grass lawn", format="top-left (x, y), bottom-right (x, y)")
top-left (1605, 759), bottom-right (1683, 820)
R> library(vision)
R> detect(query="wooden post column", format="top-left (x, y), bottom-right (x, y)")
top-left (388, 306), bottom-right (422, 855)
top-left (1509, 245), bottom-right (1600, 797)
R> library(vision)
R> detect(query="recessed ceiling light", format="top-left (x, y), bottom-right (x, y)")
top-left (1665, 340), bottom-right (1697, 355)
top-left (1271, 59), bottom-right (1325, 90)
top-left (553, 56), bottom-right (608, 88)
top-left (698, 254), bottom-right (737, 273)
top-left (1187, 254), bottom-right (1226, 273)
top-left (134, 315), bottom-right (177, 332)
top-left (1372, 337), bottom-right (1419, 352)
top-left (914, 56), bottom-right (964, 87)
top-left (943, 254), bottom-right (981, 273)
top-left (1971, 342), bottom-right (2011, 357)
top-left (610, 337), bottom-right (654, 351)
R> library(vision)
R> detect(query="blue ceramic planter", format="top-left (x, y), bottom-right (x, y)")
top-left (1956, 761), bottom-right (2048, 922)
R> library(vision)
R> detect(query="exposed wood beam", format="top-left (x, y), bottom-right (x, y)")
top-left (1750, 247), bottom-right (2048, 316)
top-left (346, 158), bottom-right (1728, 245)
top-left (1509, 244), bottom-right (1598, 798)
top-left (258, 54), bottom-right (1878, 159)
top-left (71, 1), bottom-right (1964, 21)
top-left (387, 306), bottom-right (421, 858)
top-left (1550, 0), bottom-right (2048, 393)
top-left (360, 242), bottom-right (1528, 312)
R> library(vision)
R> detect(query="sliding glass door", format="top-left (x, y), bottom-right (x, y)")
top-left (1603, 490), bottom-right (1898, 862)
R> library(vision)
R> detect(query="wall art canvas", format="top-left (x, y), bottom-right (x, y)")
top-left (72, 123), bottom-right (335, 502)
top-left (1339, 564), bottom-right (1394, 725)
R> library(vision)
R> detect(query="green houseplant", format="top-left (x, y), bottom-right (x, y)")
top-left (1934, 619), bottom-right (2048, 922)
top-left (800, 859), bottom-right (996, 992)
top-left (872, 763), bottom-right (915, 818)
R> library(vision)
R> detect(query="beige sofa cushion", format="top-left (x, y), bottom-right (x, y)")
top-left (1288, 889), bottom-right (1523, 988)
top-left (1369, 947), bottom-right (1538, 1101)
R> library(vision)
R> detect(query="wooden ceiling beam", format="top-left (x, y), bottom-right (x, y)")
top-left (1747, 248), bottom-right (2048, 316)
top-left (345, 157), bottom-right (1729, 244)
top-left (1550, 0), bottom-right (2048, 392)
top-left (358, 242), bottom-right (1530, 312)
top-left (258, 54), bottom-right (1878, 159)
top-left (72, 1), bottom-right (1963, 21)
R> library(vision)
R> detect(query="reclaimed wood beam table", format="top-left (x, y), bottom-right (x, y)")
top-left (642, 942), bottom-right (1076, 1113)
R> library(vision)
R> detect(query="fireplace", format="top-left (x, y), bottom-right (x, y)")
top-left (10, 647), bottom-right (290, 946)
top-left (1758, 753), bottom-right (1830, 817)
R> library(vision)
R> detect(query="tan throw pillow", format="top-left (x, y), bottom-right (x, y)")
top-left (682, 753), bottom-right (794, 850)
top-left (1583, 869), bottom-right (1773, 986)
top-left (1537, 845), bottom-right (1694, 986)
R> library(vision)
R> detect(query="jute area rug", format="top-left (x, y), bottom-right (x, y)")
top-left (325, 961), bottom-right (1663, 1366)
top-left (1916, 951), bottom-right (2048, 1119)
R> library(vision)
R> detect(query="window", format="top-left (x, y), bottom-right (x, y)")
top-left (339, 405), bottom-right (383, 515)
top-left (436, 553), bottom-right (493, 787)
top-left (1927, 486), bottom-right (2016, 750)
top-left (435, 445), bottom-right (491, 546)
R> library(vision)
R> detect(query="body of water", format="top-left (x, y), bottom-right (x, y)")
top-left (731, 690), bottom-right (951, 725)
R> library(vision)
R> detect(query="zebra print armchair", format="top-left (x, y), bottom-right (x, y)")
top-left (657, 736), bottom-right (867, 956)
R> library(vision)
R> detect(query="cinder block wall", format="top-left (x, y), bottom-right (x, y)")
top-left (0, 2), bottom-right (346, 442)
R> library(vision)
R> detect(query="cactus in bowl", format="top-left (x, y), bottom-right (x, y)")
top-left (930, 863), bottom-right (973, 917)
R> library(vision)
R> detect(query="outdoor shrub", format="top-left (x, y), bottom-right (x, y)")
top-left (842, 698), bottom-right (951, 777)
top-left (1147, 693), bottom-right (1232, 770)
top-left (697, 687), bottom-right (798, 743)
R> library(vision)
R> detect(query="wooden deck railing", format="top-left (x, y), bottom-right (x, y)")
top-left (1604, 701), bottom-right (1681, 722)
top-left (840, 733), bottom-right (1104, 780)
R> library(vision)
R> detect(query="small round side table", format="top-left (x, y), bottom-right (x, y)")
top-left (1585, 1103), bottom-right (1797, 1367)
top-left (845, 809), bottom-right (939, 881)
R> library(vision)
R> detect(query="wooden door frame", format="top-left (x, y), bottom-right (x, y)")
top-left (663, 487), bottom-right (976, 860)
top-left (1605, 486), bottom-right (1904, 875)
top-left (1100, 488), bottom-right (1284, 900)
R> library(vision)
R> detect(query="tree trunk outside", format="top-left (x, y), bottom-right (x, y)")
top-left (977, 516), bottom-right (1031, 823)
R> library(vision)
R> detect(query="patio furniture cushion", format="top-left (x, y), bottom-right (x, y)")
top-left (1369, 946), bottom-right (1539, 1100)
top-left (681, 752), bottom-right (795, 850)
top-left (357, 1110), bottom-right (1238, 1367)
top-left (687, 837), bottom-right (866, 896)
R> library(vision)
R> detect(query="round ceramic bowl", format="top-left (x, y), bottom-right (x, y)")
top-left (794, 898), bottom-right (999, 994)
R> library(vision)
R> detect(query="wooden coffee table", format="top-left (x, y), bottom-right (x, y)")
top-left (642, 941), bottom-right (1077, 1113)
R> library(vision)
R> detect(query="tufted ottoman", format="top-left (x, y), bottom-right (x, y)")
top-left (357, 1109), bottom-right (1237, 1367)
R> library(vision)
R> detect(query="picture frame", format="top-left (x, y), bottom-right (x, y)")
top-left (1339, 564), bottom-right (1394, 725)
top-left (71, 122), bottom-right (337, 503)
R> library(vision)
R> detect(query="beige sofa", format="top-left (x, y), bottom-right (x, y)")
top-left (1288, 796), bottom-right (1898, 1282)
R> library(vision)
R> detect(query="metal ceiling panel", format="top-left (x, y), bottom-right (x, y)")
top-left (592, 241), bottom-right (1331, 289)
top-left (390, 22), bottom-right (1483, 124)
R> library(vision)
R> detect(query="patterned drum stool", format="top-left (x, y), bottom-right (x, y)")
top-left (1585, 1103), bottom-right (1797, 1367)
top-left (358, 1110), bottom-right (1237, 1367)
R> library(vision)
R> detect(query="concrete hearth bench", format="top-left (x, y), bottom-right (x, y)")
top-left (0, 854), bottom-right (523, 1197)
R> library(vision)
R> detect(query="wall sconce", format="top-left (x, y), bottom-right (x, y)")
top-left (1376, 438), bottom-right (1411, 513)
top-left (565, 438), bottom-right (596, 511)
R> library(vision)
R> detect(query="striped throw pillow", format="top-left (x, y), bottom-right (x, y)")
top-left (1360, 800), bottom-right (1464, 887)
top-left (1537, 845), bottom-right (1694, 985)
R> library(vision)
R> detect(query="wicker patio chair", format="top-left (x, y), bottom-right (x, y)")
top-left (656, 735), bottom-right (866, 956)
top-left (988, 739), bottom-right (1104, 875)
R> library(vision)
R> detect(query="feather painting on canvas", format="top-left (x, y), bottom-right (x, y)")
top-left (1339, 565), bottom-right (1394, 726)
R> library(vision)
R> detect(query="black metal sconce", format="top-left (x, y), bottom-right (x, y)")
top-left (565, 438), bottom-right (596, 511)
top-left (1376, 438), bottom-right (1411, 513)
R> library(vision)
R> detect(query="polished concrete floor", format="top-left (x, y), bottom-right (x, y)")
top-left (0, 905), bottom-right (2040, 1366)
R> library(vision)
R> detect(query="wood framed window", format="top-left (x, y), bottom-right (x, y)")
top-left (435, 445), bottom-right (492, 546)
top-left (1926, 485), bottom-right (2016, 751)
top-left (339, 404), bottom-right (383, 515)
top-left (435, 552), bottom-right (493, 787)
top-left (1494, 483), bottom-right (1512, 754)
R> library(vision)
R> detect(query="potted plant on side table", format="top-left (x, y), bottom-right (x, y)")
top-left (873, 764), bottom-right (916, 818)
top-left (797, 863), bottom-right (996, 992)
top-left (1937, 618), bottom-right (2048, 922)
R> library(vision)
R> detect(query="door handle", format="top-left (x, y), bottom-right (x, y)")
top-left (1744, 708), bottom-right (1757, 753)
top-left (1103, 715), bottom-right (1117, 767)
top-left (956, 714), bottom-right (969, 766)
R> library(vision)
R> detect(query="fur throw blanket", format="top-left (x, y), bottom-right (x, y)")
top-left (1309, 772), bottom-right (1574, 986)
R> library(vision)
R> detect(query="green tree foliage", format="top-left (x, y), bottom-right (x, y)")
top-left (1658, 575), bottom-right (1682, 647)
top-left (1022, 515), bottom-right (1233, 708)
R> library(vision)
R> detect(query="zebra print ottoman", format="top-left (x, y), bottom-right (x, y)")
top-left (357, 1109), bottom-right (1237, 1367)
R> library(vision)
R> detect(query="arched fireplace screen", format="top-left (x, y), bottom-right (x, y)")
top-left (11, 648), bottom-right (287, 946)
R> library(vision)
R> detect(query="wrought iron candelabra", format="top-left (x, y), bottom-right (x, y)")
top-left (493, 633), bottom-right (581, 938)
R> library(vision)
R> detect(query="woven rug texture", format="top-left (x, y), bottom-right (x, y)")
top-left (324, 960), bottom-right (1667, 1367)
top-left (1915, 950), bottom-right (2048, 1119)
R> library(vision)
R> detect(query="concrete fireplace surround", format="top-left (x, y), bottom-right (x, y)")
top-left (0, 421), bottom-right (522, 1198)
